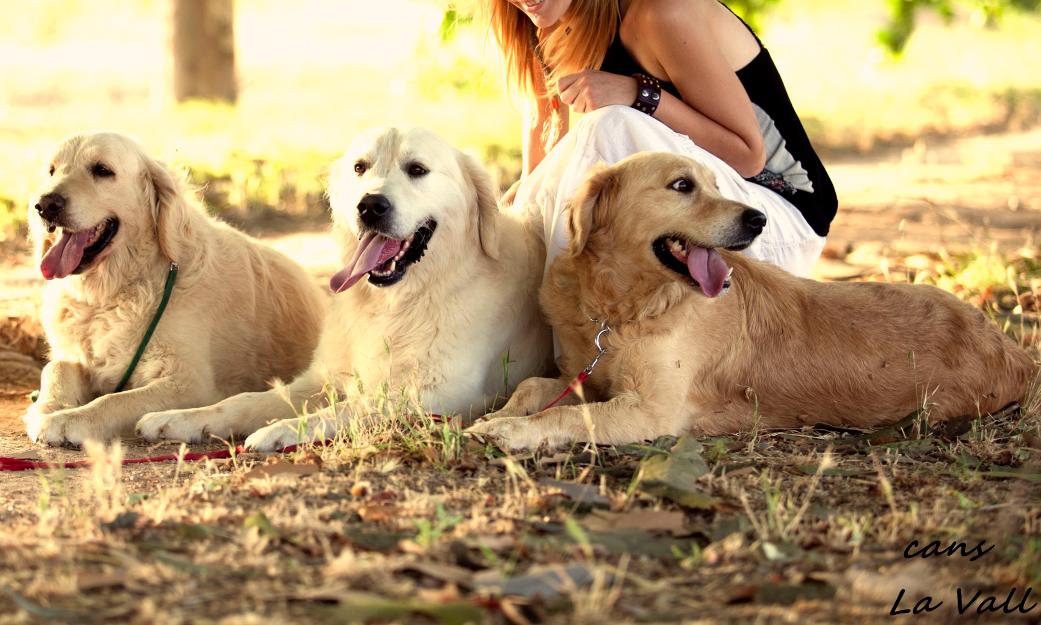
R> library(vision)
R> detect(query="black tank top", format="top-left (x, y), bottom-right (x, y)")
top-left (599, 4), bottom-right (838, 237)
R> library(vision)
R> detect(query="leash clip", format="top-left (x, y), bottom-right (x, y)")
top-left (583, 319), bottom-right (612, 375)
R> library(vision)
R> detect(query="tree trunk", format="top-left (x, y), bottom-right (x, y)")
top-left (170, 0), bottom-right (237, 103)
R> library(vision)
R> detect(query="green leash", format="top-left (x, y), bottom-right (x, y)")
top-left (30, 262), bottom-right (179, 402)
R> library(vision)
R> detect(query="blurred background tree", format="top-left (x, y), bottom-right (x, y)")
top-left (1, 0), bottom-right (1039, 244)
top-left (171, 0), bottom-right (237, 103)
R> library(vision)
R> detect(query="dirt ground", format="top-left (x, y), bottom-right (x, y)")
top-left (0, 129), bottom-right (1039, 624)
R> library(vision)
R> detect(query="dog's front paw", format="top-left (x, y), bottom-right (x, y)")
top-left (244, 417), bottom-right (338, 452)
top-left (465, 416), bottom-right (550, 451)
top-left (23, 405), bottom-right (48, 444)
top-left (24, 408), bottom-right (94, 447)
top-left (136, 409), bottom-right (218, 443)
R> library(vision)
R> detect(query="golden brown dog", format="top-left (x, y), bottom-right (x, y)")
top-left (25, 132), bottom-right (326, 446)
top-left (467, 152), bottom-right (1037, 449)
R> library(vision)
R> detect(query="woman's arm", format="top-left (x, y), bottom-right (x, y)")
top-left (556, 0), bottom-right (765, 177)
top-left (523, 72), bottom-right (570, 175)
top-left (643, 0), bottom-right (764, 176)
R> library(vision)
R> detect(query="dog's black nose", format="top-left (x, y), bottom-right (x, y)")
top-left (742, 209), bottom-right (767, 234)
top-left (357, 193), bottom-right (393, 227)
top-left (36, 193), bottom-right (66, 223)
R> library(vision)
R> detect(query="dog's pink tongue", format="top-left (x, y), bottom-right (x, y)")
top-left (329, 232), bottom-right (403, 293)
top-left (39, 230), bottom-right (93, 280)
top-left (686, 246), bottom-right (729, 298)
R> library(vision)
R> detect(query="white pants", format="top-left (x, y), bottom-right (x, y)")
top-left (513, 105), bottom-right (826, 279)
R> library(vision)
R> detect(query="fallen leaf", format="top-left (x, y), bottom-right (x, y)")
top-left (243, 511), bottom-right (279, 539)
top-left (707, 514), bottom-right (752, 542)
top-left (579, 530), bottom-right (701, 558)
top-left (861, 413), bottom-right (926, 445)
top-left (75, 571), bottom-right (129, 592)
top-left (754, 582), bottom-right (835, 605)
top-left (978, 468), bottom-right (1041, 482)
top-left (844, 561), bottom-right (937, 604)
top-left (537, 478), bottom-right (610, 508)
top-left (358, 504), bottom-right (403, 523)
top-left (761, 541), bottom-right (805, 562)
top-left (580, 509), bottom-right (687, 534)
top-left (795, 464), bottom-right (871, 477)
top-left (637, 436), bottom-right (717, 509)
top-left (310, 591), bottom-right (483, 625)
top-left (343, 527), bottom-right (412, 553)
top-left (100, 511), bottom-right (142, 532)
top-left (243, 458), bottom-right (319, 482)
top-left (0, 588), bottom-right (95, 622)
top-left (396, 561), bottom-right (475, 589)
top-left (473, 564), bottom-right (596, 599)
top-left (717, 463), bottom-right (756, 478)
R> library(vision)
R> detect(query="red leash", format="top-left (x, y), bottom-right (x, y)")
top-left (0, 338), bottom-right (595, 473)
top-left (0, 442), bottom-right (337, 472)
top-left (537, 320), bottom-right (612, 411)
top-left (0, 414), bottom-right (456, 472)
top-left (539, 371), bottom-right (591, 411)
top-left (0, 446), bottom-right (249, 472)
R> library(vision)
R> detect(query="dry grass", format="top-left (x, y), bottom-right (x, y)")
top-left (0, 248), bottom-right (1038, 623)
top-left (0, 392), bottom-right (1037, 623)
top-left (2, 2), bottom-right (1040, 622)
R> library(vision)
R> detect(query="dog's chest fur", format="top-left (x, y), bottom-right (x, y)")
top-left (44, 282), bottom-right (163, 394)
top-left (315, 287), bottom-right (517, 416)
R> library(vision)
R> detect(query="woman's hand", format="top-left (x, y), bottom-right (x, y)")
top-left (557, 70), bottom-right (636, 114)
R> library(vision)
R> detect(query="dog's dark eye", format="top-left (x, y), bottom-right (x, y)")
top-left (90, 163), bottom-right (115, 178)
top-left (354, 161), bottom-right (368, 175)
top-left (669, 177), bottom-right (694, 193)
top-left (406, 162), bottom-right (429, 178)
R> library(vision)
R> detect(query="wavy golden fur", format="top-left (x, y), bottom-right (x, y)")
top-left (24, 133), bottom-right (326, 446)
top-left (468, 152), bottom-right (1038, 449)
top-left (136, 127), bottom-right (552, 451)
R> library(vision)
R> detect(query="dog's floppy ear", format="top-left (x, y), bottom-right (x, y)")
top-left (143, 156), bottom-right (199, 264)
top-left (458, 152), bottom-right (500, 260)
top-left (566, 164), bottom-right (616, 257)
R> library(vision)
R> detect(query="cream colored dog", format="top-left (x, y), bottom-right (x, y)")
top-left (24, 133), bottom-right (326, 446)
top-left (467, 152), bottom-right (1037, 449)
top-left (136, 126), bottom-right (552, 450)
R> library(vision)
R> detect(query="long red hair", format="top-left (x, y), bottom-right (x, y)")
top-left (486, 1), bottom-right (620, 144)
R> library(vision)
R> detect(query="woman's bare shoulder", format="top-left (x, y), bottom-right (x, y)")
top-left (625, 0), bottom-right (709, 31)
top-left (627, 0), bottom-right (759, 70)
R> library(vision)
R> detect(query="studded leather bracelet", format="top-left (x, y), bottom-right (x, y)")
top-left (631, 73), bottom-right (662, 116)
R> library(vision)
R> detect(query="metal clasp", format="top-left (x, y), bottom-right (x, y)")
top-left (584, 319), bottom-right (612, 375)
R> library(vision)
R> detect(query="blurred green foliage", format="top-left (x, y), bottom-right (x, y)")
top-left (440, 0), bottom-right (1040, 55)
top-left (1, 0), bottom-right (1039, 246)
top-left (723, 0), bottom-right (784, 30)
top-left (879, 0), bottom-right (1041, 53)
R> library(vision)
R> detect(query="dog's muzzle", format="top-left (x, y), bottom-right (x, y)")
top-left (357, 193), bottom-right (393, 230)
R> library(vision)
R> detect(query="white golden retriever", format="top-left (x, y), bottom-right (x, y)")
top-left (24, 132), bottom-right (326, 446)
top-left (136, 126), bottom-right (552, 450)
